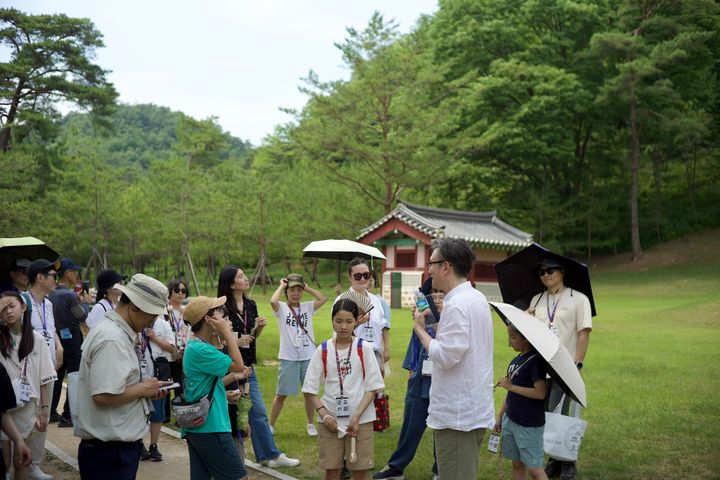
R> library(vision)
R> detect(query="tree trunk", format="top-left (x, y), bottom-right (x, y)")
top-left (629, 79), bottom-right (643, 261)
top-left (652, 150), bottom-right (663, 242)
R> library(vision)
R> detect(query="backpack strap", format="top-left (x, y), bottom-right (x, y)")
top-left (322, 341), bottom-right (328, 378)
top-left (357, 338), bottom-right (365, 379)
top-left (323, 338), bottom-right (365, 379)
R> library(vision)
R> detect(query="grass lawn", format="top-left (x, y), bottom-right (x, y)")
top-left (212, 236), bottom-right (720, 479)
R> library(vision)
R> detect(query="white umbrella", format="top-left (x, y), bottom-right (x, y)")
top-left (303, 239), bottom-right (386, 283)
top-left (490, 302), bottom-right (587, 408)
top-left (302, 239), bottom-right (386, 261)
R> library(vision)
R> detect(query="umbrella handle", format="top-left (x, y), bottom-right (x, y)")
top-left (350, 437), bottom-right (356, 463)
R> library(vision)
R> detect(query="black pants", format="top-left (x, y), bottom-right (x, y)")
top-left (51, 332), bottom-right (82, 418)
top-left (78, 439), bottom-right (142, 480)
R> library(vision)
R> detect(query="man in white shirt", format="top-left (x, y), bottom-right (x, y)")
top-left (413, 238), bottom-right (494, 480)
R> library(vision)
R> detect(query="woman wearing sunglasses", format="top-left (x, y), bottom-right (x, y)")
top-left (167, 279), bottom-right (190, 397)
top-left (339, 258), bottom-right (389, 374)
top-left (528, 257), bottom-right (592, 480)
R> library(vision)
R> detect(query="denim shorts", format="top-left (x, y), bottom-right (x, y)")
top-left (501, 414), bottom-right (545, 469)
top-left (149, 397), bottom-right (166, 423)
top-left (276, 359), bottom-right (310, 396)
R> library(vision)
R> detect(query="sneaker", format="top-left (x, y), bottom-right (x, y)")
top-left (28, 464), bottom-right (53, 480)
top-left (149, 443), bottom-right (163, 462)
top-left (269, 424), bottom-right (275, 435)
top-left (306, 423), bottom-right (318, 437)
top-left (57, 417), bottom-right (73, 428)
top-left (372, 465), bottom-right (405, 480)
top-left (267, 453), bottom-right (300, 468)
top-left (140, 443), bottom-right (151, 461)
top-left (48, 412), bottom-right (62, 423)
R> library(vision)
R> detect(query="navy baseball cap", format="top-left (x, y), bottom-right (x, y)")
top-left (58, 258), bottom-right (82, 274)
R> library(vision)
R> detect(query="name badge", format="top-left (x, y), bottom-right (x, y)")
top-left (20, 382), bottom-right (31, 402)
top-left (487, 432), bottom-right (500, 453)
top-left (549, 324), bottom-right (559, 337)
top-left (363, 324), bottom-right (375, 342)
top-left (421, 359), bottom-right (433, 376)
top-left (335, 396), bottom-right (350, 418)
top-left (294, 333), bottom-right (310, 348)
top-left (60, 328), bottom-right (72, 340)
top-left (139, 359), bottom-right (149, 377)
top-left (41, 330), bottom-right (52, 347)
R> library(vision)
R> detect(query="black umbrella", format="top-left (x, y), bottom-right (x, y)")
top-left (0, 237), bottom-right (61, 278)
top-left (493, 243), bottom-right (597, 317)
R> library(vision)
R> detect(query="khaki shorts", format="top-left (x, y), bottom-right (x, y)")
top-left (318, 422), bottom-right (374, 471)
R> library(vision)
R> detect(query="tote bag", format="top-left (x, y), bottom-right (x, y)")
top-left (543, 395), bottom-right (587, 461)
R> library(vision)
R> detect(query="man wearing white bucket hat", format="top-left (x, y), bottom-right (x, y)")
top-left (75, 274), bottom-right (172, 480)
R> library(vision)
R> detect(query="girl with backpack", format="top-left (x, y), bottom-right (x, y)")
top-left (302, 299), bottom-right (384, 480)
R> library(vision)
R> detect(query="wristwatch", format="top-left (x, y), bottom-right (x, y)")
top-left (576, 362), bottom-right (583, 370)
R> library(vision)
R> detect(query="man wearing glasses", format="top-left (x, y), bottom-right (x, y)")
top-left (413, 238), bottom-right (494, 480)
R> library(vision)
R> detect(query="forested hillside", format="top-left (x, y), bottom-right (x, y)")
top-left (1, 1), bottom-right (718, 276)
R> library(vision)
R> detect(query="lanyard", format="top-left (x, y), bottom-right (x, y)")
top-left (171, 309), bottom-right (183, 332)
top-left (28, 291), bottom-right (47, 332)
top-left (139, 330), bottom-right (148, 355)
top-left (508, 353), bottom-right (538, 379)
top-left (334, 340), bottom-right (353, 396)
top-left (546, 289), bottom-right (564, 325)
top-left (236, 309), bottom-right (248, 333)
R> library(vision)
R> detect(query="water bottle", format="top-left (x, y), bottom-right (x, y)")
top-left (415, 290), bottom-right (437, 325)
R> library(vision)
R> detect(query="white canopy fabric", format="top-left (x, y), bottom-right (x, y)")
top-left (490, 302), bottom-right (587, 408)
top-left (302, 239), bottom-right (386, 261)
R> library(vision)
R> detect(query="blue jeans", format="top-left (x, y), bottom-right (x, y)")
top-left (247, 370), bottom-right (281, 462)
top-left (387, 380), bottom-right (437, 474)
top-left (186, 432), bottom-right (247, 480)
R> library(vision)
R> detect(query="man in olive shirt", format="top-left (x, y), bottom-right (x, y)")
top-left (75, 274), bottom-right (170, 479)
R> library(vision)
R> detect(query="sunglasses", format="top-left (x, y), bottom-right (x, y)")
top-left (537, 267), bottom-right (560, 276)
top-left (172, 287), bottom-right (188, 295)
top-left (353, 272), bottom-right (372, 281)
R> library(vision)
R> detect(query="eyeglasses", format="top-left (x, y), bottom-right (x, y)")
top-left (172, 287), bottom-right (188, 295)
top-left (352, 272), bottom-right (372, 281)
top-left (537, 267), bottom-right (560, 277)
top-left (426, 259), bottom-right (447, 268)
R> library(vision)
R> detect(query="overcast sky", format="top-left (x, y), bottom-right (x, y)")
top-left (10, 1), bottom-right (439, 145)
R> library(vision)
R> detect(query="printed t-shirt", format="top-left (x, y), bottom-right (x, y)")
top-left (274, 301), bottom-right (316, 361)
top-left (181, 339), bottom-right (232, 437)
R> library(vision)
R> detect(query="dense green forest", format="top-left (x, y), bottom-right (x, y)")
top-left (1, 1), bottom-right (719, 278)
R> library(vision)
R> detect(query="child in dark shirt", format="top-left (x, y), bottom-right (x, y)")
top-left (494, 324), bottom-right (548, 480)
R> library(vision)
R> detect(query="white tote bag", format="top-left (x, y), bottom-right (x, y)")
top-left (543, 395), bottom-right (587, 461)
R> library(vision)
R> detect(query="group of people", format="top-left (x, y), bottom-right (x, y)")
top-left (0, 236), bottom-right (591, 480)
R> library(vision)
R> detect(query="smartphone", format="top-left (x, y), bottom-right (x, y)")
top-left (160, 382), bottom-right (181, 391)
top-left (83, 280), bottom-right (90, 293)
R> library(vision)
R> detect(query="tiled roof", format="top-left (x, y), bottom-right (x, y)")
top-left (359, 201), bottom-right (533, 249)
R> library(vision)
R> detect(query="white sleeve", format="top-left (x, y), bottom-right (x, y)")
top-left (301, 345), bottom-right (324, 395)
top-left (362, 342), bottom-right (385, 392)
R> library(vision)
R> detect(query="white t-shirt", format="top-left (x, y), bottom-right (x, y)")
top-left (28, 294), bottom-right (57, 367)
top-left (86, 299), bottom-right (113, 330)
top-left (530, 288), bottom-right (592, 358)
top-left (302, 337), bottom-right (384, 436)
top-left (149, 316), bottom-right (175, 362)
top-left (168, 307), bottom-right (190, 350)
top-left (274, 301), bottom-right (316, 361)
top-left (335, 290), bottom-right (387, 353)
